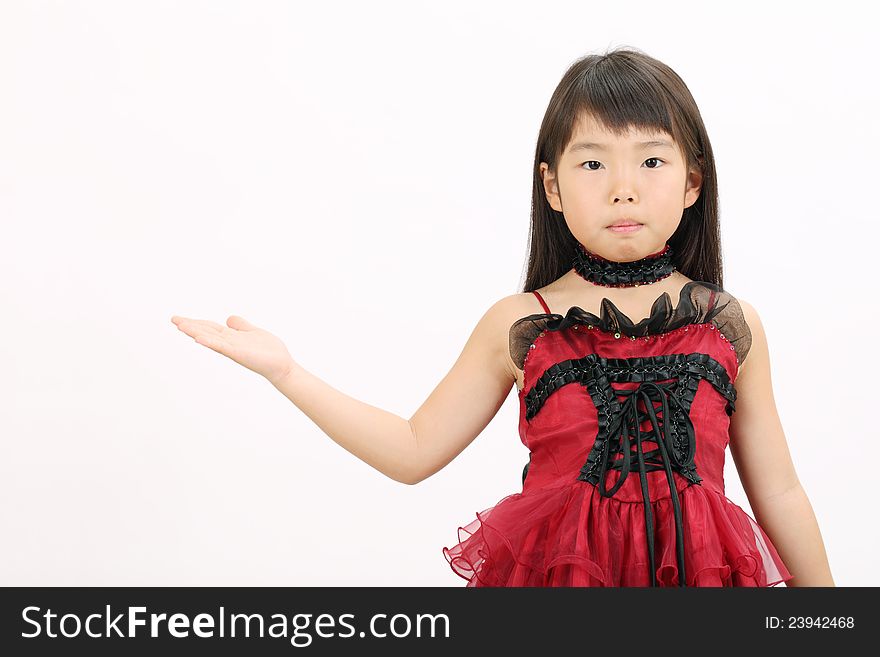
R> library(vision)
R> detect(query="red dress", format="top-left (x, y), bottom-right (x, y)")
top-left (443, 281), bottom-right (793, 587)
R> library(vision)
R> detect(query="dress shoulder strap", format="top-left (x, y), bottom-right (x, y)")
top-left (531, 290), bottom-right (551, 314)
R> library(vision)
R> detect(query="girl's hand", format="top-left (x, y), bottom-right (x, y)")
top-left (171, 314), bottom-right (296, 386)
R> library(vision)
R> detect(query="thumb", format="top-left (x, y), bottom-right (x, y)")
top-left (227, 315), bottom-right (257, 330)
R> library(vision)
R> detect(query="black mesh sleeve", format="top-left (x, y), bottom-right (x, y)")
top-left (508, 281), bottom-right (752, 372)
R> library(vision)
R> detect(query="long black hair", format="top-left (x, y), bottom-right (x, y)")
top-left (521, 46), bottom-right (723, 292)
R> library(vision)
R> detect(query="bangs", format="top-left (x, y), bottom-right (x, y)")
top-left (556, 58), bottom-right (687, 159)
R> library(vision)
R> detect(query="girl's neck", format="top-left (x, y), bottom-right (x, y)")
top-left (571, 242), bottom-right (676, 288)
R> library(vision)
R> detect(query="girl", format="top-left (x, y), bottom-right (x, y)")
top-left (171, 47), bottom-right (834, 587)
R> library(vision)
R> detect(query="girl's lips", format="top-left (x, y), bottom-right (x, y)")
top-left (608, 223), bottom-right (643, 233)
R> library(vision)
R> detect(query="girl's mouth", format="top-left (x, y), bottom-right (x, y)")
top-left (608, 223), bottom-right (643, 233)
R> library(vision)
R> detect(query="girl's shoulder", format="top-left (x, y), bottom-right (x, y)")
top-left (482, 292), bottom-right (558, 391)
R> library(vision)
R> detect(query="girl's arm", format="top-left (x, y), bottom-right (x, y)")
top-left (271, 297), bottom-right (517, 485)
top-left (728, 299), bottom-right (835, 586)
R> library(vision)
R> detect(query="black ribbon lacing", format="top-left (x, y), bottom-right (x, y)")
top-left (590, 381), bottom-right (698, 587)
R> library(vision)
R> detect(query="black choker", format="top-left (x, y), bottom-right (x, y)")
top-left (572, 242), bottom-right (676, 287)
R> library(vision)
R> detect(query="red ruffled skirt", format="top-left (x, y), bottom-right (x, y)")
top-left (443, 481), bottom-right (793, 587)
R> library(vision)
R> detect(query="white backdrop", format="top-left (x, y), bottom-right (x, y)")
top-left (1, 0), bottom-right (877, 586)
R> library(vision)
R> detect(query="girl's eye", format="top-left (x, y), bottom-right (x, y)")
top-left (581, 158), bottom-right (666, 170)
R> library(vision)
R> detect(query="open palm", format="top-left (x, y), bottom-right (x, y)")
top-left (171, 314), bottom-right (295, 385)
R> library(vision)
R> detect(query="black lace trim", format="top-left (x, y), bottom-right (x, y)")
top-left (523, 352), bottom-right (736, 421)
top-left (572, 242), bottom-right (676, 287)
top-left (521, 352), bottom-right (736, 587)
top-left (509, 281), bottom-right (752, 370)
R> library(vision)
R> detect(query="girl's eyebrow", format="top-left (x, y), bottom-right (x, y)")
top-left (568, 139), bottom-right (674, 153)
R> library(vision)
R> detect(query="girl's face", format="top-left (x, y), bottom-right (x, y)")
top-left (540, 114), bottom-right (702, 262)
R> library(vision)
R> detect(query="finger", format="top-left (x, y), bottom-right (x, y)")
top-left (194, 334), bottom-right (231, 353)
top-left (193, 318), bottom-right (227, 332)
top-left (172, 316), bottom-right (225, 331)
top-left (227, 315), bottom-right (256, 331)
top-left (176, 318), bottom-right (227, 337)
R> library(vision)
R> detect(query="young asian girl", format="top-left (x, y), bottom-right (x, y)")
top-left (171, 46), bottom-right (834, 587)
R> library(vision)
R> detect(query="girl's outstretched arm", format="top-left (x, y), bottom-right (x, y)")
top-left (728, 299), bottom-right (835, 586)
top-left (173, 298), bottom-right (517, 486)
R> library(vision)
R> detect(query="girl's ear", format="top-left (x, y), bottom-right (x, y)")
top-left (539, 162), bottom-right (563, 212)
top-left (683, 163), bottom-right (703, 209)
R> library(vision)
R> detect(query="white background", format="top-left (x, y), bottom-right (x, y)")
top-left (1, 0), bottom-right (877, 586)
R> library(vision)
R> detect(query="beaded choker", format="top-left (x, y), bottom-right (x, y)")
top-left (572, 242), bottom-right (676, 287)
